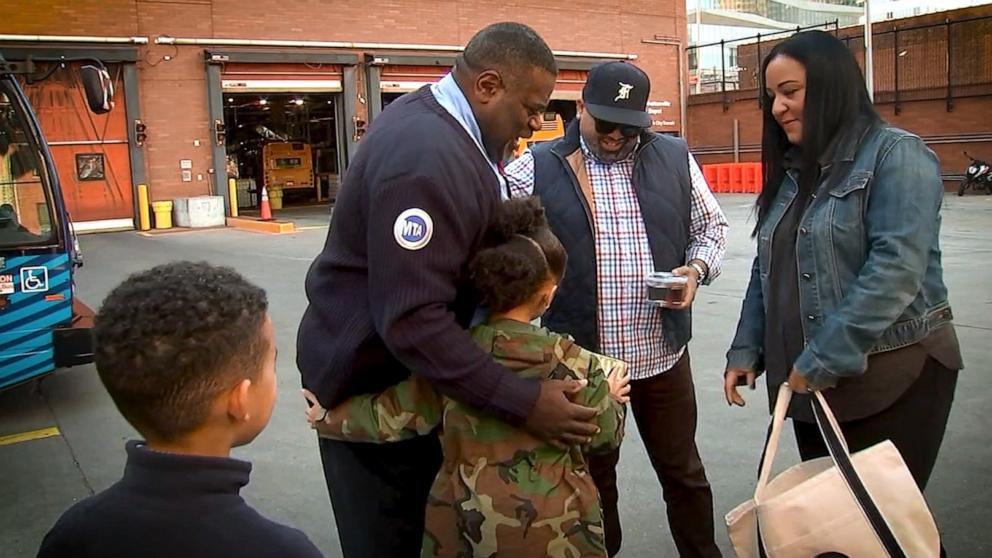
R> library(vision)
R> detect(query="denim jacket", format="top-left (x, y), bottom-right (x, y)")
top-left (726, 122), bottom-right (955, 387)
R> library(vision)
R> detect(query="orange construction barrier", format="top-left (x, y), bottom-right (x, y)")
top-left (703, 165), bottom-right (718, 193)
top-left (741, 163), bottom-right (755, 194)
top-left (717, 165), bottom-right (731, 193)
top-left (742, 163), bottom-right (757, 193)
top-left (746, 162), bottom-right (763, 193)
top-left (701, 162), bottom-right (764, 193)
top-left (707, 164), bottom-right (721, 193)
top-left (730, 164), bottom-right (744, 193)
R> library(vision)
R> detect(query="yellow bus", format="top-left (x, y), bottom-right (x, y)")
top-left (262, 142), bottom-right (313, 192)
top-left (514, 112), bottom-right (565, 158)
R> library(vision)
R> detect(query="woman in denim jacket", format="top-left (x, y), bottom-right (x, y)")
top-left (723, 30), bottom-right (963, 497)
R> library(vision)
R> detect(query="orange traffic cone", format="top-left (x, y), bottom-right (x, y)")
top-left (259, 185), bottom-right (273, 221)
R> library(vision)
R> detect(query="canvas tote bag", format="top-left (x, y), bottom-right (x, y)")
top-left (725, 383), bottom-right (940, 557)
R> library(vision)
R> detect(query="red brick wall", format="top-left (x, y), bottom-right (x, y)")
top-left (882, 97), bottom-right (992, 180)
top-left (138, 45), bottom-right (214, 201)
top-left (4, 0), bottom-right (139, 36)
top-left (133, 1), bottom-right (216, 201)
top-left (688, 94), bottom-right (763, 164)
top-left (688, 93), bottom-right (991, 187)
top-left (4, 0), bottom-right (688, 205)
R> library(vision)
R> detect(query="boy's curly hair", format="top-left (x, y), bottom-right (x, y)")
top-left (93, 261), bottom-right (269, 441)
top-left (470, 197), bottom-right (566, 313)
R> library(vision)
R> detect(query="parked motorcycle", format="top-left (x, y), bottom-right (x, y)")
top-left (958, 152), bottom-right (992, 196)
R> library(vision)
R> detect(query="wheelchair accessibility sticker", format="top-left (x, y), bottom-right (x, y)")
top-left (20, 267), bottom-right (49, 293)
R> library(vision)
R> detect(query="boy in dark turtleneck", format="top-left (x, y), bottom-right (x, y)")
top-left (38, 262), bottom-right (322, 558)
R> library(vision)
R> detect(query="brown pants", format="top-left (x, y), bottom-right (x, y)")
top-left (588, 353), bottom-right (722, 558)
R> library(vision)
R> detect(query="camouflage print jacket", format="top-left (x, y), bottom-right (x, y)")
top-left (313, 318), bottom-right (627, 558)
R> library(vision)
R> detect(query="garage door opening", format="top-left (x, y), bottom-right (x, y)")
top-left (223, 92), bottom-right (341, 213)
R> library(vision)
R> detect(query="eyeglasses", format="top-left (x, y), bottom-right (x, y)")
top-left (594, 117), bottom-right (643, 138)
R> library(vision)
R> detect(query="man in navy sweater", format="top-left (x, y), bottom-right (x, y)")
top-left (297, 22), bottom-right (600, 557)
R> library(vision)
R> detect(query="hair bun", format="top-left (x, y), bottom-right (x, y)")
top-left (484, 197), bottom-right (548, 246)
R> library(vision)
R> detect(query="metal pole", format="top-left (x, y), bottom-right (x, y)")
top-left (946, 18), bottom-right (954, 112)
top-left (695, 0), bottom-right (702, 94)
top-left (864, 0), bottom-right (874, 101)
top-left (757, 33), bottom-right (763, 109)
top-left (720, 39), bottom-right (727, 111)
top-left (205, 63), bottom-right (229, 203)
top-left (678, 44), bottom-right (688, 138)
top-left (894, 26), bottom-right (901, 115)
top-left (733, 119), bottom-right (740, 163)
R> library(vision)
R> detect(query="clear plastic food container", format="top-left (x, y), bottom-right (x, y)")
top-left (645, 271), bottom-right (689, 308)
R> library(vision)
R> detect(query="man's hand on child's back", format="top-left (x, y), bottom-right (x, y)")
top-left (525, 379), bottom-right (599, 448)
top-left (607, 363), bottom-right (631, 404)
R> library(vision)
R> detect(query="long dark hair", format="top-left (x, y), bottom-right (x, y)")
top-left (755, 30), bottom-right (881, 234)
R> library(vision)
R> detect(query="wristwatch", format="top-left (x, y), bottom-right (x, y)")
top-left (688, 261), bottom-right (707, 284)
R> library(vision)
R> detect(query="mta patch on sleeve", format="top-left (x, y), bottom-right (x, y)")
top-left (393, 208), bottom-right (434, 250)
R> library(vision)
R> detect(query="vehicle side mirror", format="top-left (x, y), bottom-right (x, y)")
top-left (80, 64), bottom-right (114, 114)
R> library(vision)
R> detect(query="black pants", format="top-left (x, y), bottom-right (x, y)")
top-left (588, 353), bottom-right (722, 558)
top-left (318, 434), bottom-right (442, 558)
top-left (793, 357), bottom-right (958, 491)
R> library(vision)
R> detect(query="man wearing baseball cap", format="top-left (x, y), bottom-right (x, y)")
top-left (505, 61), bottom-right (728, 557)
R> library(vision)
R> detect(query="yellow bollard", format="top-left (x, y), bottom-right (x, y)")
top-left (151, 201), bottom-right (173, 229)
top-left (268, 187), bottom-right (283, 210)
top-left (137, 184), bottom-right (151, 231)
top-left (228, 178), bottom-right (239, 217)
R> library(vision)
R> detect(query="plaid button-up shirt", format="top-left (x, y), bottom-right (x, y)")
top-left (504, 138), bottom-right (728, 380)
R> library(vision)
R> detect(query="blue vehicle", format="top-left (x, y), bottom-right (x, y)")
top-left (0, 55), bottom-right (113, 390)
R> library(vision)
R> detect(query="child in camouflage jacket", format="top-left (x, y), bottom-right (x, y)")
top-left (304, 197), bottom-right (629, 558)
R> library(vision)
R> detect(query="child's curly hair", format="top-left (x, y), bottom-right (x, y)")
top-left (93, 262), bottom-right (269, 441)
top-left (470, 197), bottom-right (566, 313)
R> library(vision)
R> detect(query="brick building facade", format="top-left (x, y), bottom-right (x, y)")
top-left (2, 0), bottom-right (689, 229)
